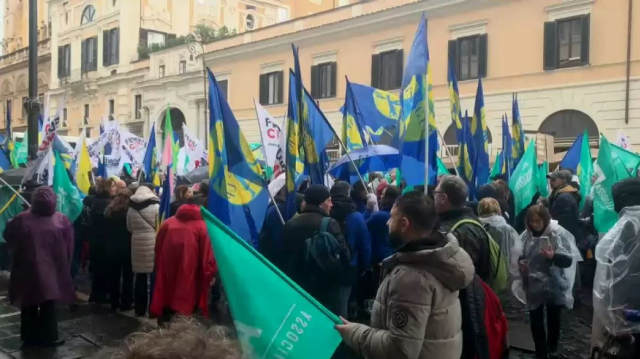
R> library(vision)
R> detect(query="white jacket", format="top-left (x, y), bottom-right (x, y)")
top-left (127, 186), bottom-right (160, 273)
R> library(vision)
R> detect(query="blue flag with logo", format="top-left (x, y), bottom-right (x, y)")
top-left (342, 79), bottom-right (369, 152)
top-left (458, 111), bottom-right (476, 199)
top-left (158, 167), bottom-right (172, 226)
top-left (511, 93), bottom-right (525, 168)
top-left (340, 83), bottom-right (399, 142)
top-left (393, 15), bottom-right (438, 186)
top-left (207, 68), bottom-right (269, 247)
top-left (471, 78), bottom-right (490, 185)
top-left (501, 115), bottom-right (513, 179)
top-left (142, 122), bottom-right (161, 187)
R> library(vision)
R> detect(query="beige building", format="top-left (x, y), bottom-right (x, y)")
top-left (0, 0), bottom-right (51, 135)
top-left (139, 0), bottom-right (640, 159)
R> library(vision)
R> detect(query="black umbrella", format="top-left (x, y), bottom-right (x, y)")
top-left (182, 166), bottom-right (209, 185)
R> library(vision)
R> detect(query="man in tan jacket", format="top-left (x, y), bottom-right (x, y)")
top-left (335, 191), bottom-right (474, 359)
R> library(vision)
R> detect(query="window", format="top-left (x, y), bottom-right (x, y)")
top-left (83, 114), bottom-right (89, 126)
top-left (81, 5), bottom-right (96, 25)
top-left (108, 99), bottom-right (115, 121)
top-left (179, 60), bottom-right (186, 74)
top-left (159, 65), bottom-right (165, 78)
top-left (448, 34), bottom-right (488, 81)
top-left (371, 50), bottom-right (403, 90)
top-left (84, 128), bottom-right (91, 138)
top-left (81, 37), bottom-right (98, 73)
top-left (6, 100), bottom-right (11, 122)
top-left (84, 104), bottom-right (90, 124)
top-left (311, 62), bottom-right (337, 99)
top-left (103, 28), bottom-right (120, 67)
top-left (57, 44), bottom-right (71, 78)
top-left (134, 95), bottom-right (142, 120)
top-left (21, 97), bottom-right (27, 118)
top-left (218, 80), bottom-right (228, 100)
top-left (246, 14), bottom-right (256, 30)
top-left (147, 31), bottom-right (166, 47)
top-left (259, 71), bottom-right (284, 105)
top-left (63, 108), bottom-right (67, 126)
top-left (277, 8), bottom-right (289, 22)
top-left (544, 15), bottom-right (590, 70)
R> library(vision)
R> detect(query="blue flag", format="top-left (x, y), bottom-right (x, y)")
top-left (97, 155), bottom-right (107, 178)
top-left (207, 68), bottom-right (269, 247)
top-left (142, 122), bottom-right (161, 187)
top-left (340, 82), bottom-right (399, 141)
top-left (471, 78), bottom-right (490, 185)
top-left (501, 115), bottom-right (513, 179)
top-left (559, 134), bottom-right (583, 172)
top-left (342, 78), bottom-right (369, 152)
top-left (457, 111), bottom-right (476, 199)
top-left (511, 93), bottom-right (525, 168)
top-left (158, 167), bottom-right (172, 226)
top-left (393, 15), bottom-right (438, 186)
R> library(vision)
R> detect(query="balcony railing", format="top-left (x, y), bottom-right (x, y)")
top-left (0, 38), bottom-right (51, 68)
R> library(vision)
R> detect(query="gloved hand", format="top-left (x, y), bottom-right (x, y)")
top-left (366, 193), bottom-right (379, 213)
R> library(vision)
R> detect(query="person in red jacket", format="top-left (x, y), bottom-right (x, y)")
top-left (150, 199), bottom-right (216, 326)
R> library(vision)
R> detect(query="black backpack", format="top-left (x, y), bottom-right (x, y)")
top-left (303, 217), bottom-right (343, 284)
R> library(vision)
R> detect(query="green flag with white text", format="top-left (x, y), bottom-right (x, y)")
top-left (53, 151), bottom-right (83, 222)
top-left (593, 135), bottom-right (631, 233)
top-left (577, 130), bottom-right (594, 208)
top-left (509, 140), bottom-right (538, 216)
top-left (201, 207), bottom-right (341, 359)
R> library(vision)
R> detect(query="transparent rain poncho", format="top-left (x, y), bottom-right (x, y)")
top-left (512, 220), bottom-right (583, 310)
top-left (593, 205), bottom-right (640, 336)
top-left (479, 215), bottom-right (523, 275)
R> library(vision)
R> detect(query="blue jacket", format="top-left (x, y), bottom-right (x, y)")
top-left (367, 209), bottom-right (393, 264)
top-left (258, 201), bottom-right (286, 270)
top-left (330, 195), bottom-right (372, 273)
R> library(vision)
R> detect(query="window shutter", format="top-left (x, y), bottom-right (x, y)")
top-left (114, 28), bottom-right (120, 65)
top-left (394, 50), bottom-right (404, 89)
top-left (65, 46), bottom-right (71, 76)
top-left (139, 28), bottom-right (148, 49)
top-left (310, 65), bottom-right (319, 98)
top-left (478, 34), bottom-right (488, 78)
top-left (81, 39), bottom-right (86, 73)
top-left (543, 21), bottom-right (558, 70)
top-left (580, 14), bottom-right (590, 65)
top-left (92, 37), bottom-right (98, 71)
top-left (57, 46), bottom-right (63, 78)
top-left (330, 62), bottom-right (337, 97)
top-left (448, 39), bottom-right (459, 79)
top-left (371, 54), bottom-right (381, 88)
top-left (103, 30), bottom-right (110, 66)
top-left (259, 74), bottom-right (268, 105)
top-left (277, 71), bottom-right (284, 104)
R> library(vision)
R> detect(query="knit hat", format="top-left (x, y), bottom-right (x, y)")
top-left (304, 184), bottom-right (331, 206)
top-left (612, 177), bottom-right (640, 213)
top-left (330, 181), bottom-right (351, 197)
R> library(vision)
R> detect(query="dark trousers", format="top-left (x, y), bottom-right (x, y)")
top-left (134, 273), bottom-right (149, 316)
top-left (21, 301), bottom-right (58, 344)
top-left (529, 303), bottom-right (563, 358)
top-left (110, 255), bottom-right (133, 310)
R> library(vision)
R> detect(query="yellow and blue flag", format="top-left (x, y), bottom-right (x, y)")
top-left (559, 134), bottom-right (583, 172)
top-left (448, 57), bottom-right (463, 142)
top-left (501, 115), bottom-right (513, 179)
top-left (511, 93), bottom-right (525, 168)
top-left (207, 68), bottom-right (269, 247)
top-left (393, 15), bottom-right (438, 186)
top-left (158, 166), bottom-right (172, 228)
top-left (342, 78), bottom-right (369, 152)
top-left (471, 78), bottom-right (490, 185)
top-left (142, 122), bottom-right (161, 187)
top-left (340, 82), bottom-right (399, 141)
top-left (458, 111), bottom-right (476, 198)
top-left (75, 133), bottom-right (93, 195)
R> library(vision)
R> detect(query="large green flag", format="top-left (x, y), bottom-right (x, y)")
top-left (201, 208), bottom-right (341, 359)
top-left (538, 161), bottom-right (549, 197)
top-left (53, 151), bottom-right (83, 222)
top-left (509, 140), bottom-right (537, 216)
top-left (593, 136), bottom-right (631, 233)
top-left (610, 143), bottom-right (640, 177)
top-left (577, 130), bottom-right (594, 208)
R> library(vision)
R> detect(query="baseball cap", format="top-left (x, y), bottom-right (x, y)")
top-left (547, 170), bottom-right (572, 183)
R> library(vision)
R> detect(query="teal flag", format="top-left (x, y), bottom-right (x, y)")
top-left (53, 151), bottom-right (83, 222)
top-left (509, 140), bottom-right (538, 216)
top-left (437, 157), bottom-right (450, 176)
top-left (488, 151), bottom-right (502, 184)
top-left (577, 130), bottom-right (594, 208)
top-left (593, 136), bottom-right (631, 233)
top-left (610, 143), bottom-right (640, 177)
top-left (538, 161), bottom-right (550, 197)
top-left (201, 207), bottom-right (341, 358)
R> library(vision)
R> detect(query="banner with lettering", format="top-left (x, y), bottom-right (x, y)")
top-left (182, 125), bottom-right (205, 172)
top-left (119, 129), bottom-right (148, 167)
top-left (255, 99), bottom-right (282, 169)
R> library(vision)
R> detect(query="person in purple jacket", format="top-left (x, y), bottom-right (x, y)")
top-left (4, 186), bottom-right (75, 348)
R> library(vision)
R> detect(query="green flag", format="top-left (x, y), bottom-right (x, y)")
top-left (577, 130), bottom-right (594, 208)
top-left (593, 135), bottom-right (631, 233)
top-left (538, 161), bottom-right (550, 197)
top-left (488, 152), bottom-right (502, 184)
top-left (201, 207), bottom-right (342, 358)
top-left (437, 157), bottom-right (450, 176)
top-left (611, 143), bottom-right (640, 177)
top-left (509, 140), bottom-right (537, 216)
top-left (53, 151), bottom-right (83, 222)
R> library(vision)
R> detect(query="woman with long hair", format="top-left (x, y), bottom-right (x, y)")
top-left (105, 188), bottom-right (134, 311)
top-left (170, 185), bottom-right (193, 217)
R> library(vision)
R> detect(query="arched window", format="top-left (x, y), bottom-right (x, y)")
top-left (539, 110), bottom-right (598, 150)
top-left (81, 5), bottom-right (96, 25)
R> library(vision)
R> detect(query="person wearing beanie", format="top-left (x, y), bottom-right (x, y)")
top-left (329, 182), bottom-right (372, 319)
top-left (282, 184), bottom-right (351, 315)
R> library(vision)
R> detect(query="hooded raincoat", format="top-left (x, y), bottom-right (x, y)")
top-left (513, 221), bottom-right (583, 310)
top-left (479, 215), bottom-right (523, 276)
top-left (3, 187), bottom-right (75, 307)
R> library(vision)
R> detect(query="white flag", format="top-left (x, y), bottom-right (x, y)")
top-left (255, 100), bottom-right (282, 169)
top-left (617, 130), bottom-right (633, 152)
top-left (182, 125), bottom-right (205, 172)
top-left (119, 129), bottom-right (147, 166)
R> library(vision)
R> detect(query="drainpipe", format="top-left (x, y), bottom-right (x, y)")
top-left (625, 0), bottom-right (633, 124)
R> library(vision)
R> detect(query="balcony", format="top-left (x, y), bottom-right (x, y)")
top-left (0, 39), bottom-right (51, 69)
top-left (58, 69), bottom-right (99, 93)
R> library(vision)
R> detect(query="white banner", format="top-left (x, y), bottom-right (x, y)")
top-left (617, 130), bottom-right (634, 152)
top-left (119, 129), bottom-right (147, 166)
top-left (183, 125), bottom-right (205, 171)
top-left (272, 116), bottom-right (287, 179)
top-left (255, 100), bottom-right (282, 169)
top-left (105, 153), bottom-right (123, 178)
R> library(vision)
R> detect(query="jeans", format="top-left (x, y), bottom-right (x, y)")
top-left (21, 301), bottom-right (58, 344)
top-left (529, 303), bottom-right (563, 358)
top-left (109, 255), bottom-right (133, 311)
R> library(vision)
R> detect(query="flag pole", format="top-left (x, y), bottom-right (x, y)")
top-left (437, 130), bottom-right (460, 177)
top-left (334, 135), bottom-right (371, 194)
top-left (263, 179), bottom-right (285, 225)
top-left (0, 177), bottom-right (31, 207)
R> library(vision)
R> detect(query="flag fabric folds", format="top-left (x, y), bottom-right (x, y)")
top-left (610, 142), bottom-right (640, 177)
top-left (201, 207), bottom-right (342, 358)
top-left (489, 151), bottom-right (503, 183)
top-left (393, 15), bottom-right (438, 186)
top-left (471, 78), bottom-right (490, 185)
top-left (342, 79), bottom-right (369, 152)
top-left (593, 135), bottom-right (631, 233)
top-left (538, 161), bottom-right (550, 197)
top-left (161, 106), bottom-right (177, 195)
top-left (501, 115), bottom-right (513, 179)
top-left (143, 122), bottom-right (161, 187)
top-left (75, 133), bottom-right (93, 195)
top-left (511, 94), bottom-right (525, 168)
top-left (343, 83), bottom-right (399, 141)
top-left (577, 130), bottom-right (594, 208)
top-left (457, 112), bottom-right (476, 198)
top-left (53, 151), bottom-right (83, 222)
top-left (5, 101), bottom-right (16, 169)
top-left (207, 68), bottom-right (269, 247)
top-left (509, 140), bottom-right (538, 216)
top-left (158, 167), bottom-right (172, 228)
top-left (559, 134), bottom-right (583, 173)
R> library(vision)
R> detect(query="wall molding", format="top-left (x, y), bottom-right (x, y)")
top-left (545, 0), bottom-right (594, 21)
top-left (449, 18), bottom-right (488, 39)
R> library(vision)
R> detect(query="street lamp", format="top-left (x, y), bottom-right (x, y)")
top-left (27, 0), bottom-right (40, 159)
top-left (187, 38), bottom-right (208, 149)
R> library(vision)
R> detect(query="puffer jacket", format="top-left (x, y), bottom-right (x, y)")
top-left (127, 187), bottom-right (160, 273)
top-left (548, 184), bottom-right (582, 241)
top-left (341, 233), bottom-right (475, 359)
